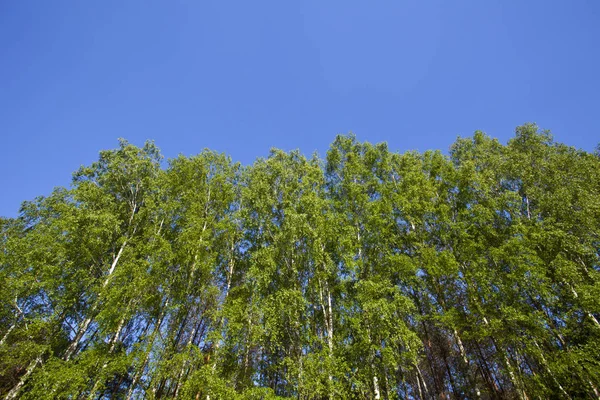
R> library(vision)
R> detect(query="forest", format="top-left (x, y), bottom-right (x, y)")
top-left (1, 124), bottom-right (599, 399)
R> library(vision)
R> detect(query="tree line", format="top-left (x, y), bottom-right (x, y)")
top-left (1, 124), bottom-right (599, 399)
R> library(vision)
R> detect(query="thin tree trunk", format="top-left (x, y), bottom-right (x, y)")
top-left (419, 319), bottom-right (442, 398)
top-left (441, 349), bottom-right (458, 399)
top-left (453, 329), bottom-right (481, 398)
top-left (415, 369), bottom-right (424, 400)
top-left (5, 356), bottom-right (42, 400)
top-left (318, 277), bottom-right (334, 400)
top-left (173, 307), bottom-right (207, 399)
top-left (414, 362), bottom-right (430, 400)
top-left (397, 364), bottom-right (410, 400)
top-left (1, 297), bottom-right (22, 347)
top-left (64, 240), bottom-right (128, 361)
top-left (206, 245), bottom-right (237, 400)
top-left (168, 245), bottom-right (205, 398)
top-left (468, 274), bottom-right (527, 400)
top-left (326, 284), bottom-right (334, 394)
top-left (474, 341), bottom-right (502, 397)
top-left (566, 282), bottom-right (600, 329)
top-left (64, 308), bottom-right (96, 362)
top-left (126, 300), bottom-right (169, 400)
top-left (482, 317), bottom-right (528, 400)
top-left (0, 322), bottom-right (16, 347)
top-left (532, 340), bottom-right (571, 399)
top-left (581, 365), bottom-right (600, 399)
top-left (372, 363), bottom-right (381, 400)
top-left (87, 315), bottom-right (127, 399)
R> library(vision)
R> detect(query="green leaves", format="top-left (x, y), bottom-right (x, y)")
top-left (2, 128), bottom-right (599, 399)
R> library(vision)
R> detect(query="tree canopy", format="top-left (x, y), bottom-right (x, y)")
top-left (1, 125), bottom-right (599, 399)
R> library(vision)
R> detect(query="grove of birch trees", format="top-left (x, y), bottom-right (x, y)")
top-left (1, 124), bottom-right (599, 399)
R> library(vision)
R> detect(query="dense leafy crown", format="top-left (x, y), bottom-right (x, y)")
top-left (1, 125), bottom-right (599, 399)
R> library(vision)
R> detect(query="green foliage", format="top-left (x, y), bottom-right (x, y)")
top-left (1, 126), bottom-right (599, 399)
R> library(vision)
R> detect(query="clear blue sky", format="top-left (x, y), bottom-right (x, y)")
top-left (1, 1), bottom-right (599, 217)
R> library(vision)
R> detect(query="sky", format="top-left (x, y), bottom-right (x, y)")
top-left (1, 1), bottom-right (599, 217)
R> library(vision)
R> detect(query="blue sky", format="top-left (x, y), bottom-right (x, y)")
top-left (1, 1), bottom-right (599, 217)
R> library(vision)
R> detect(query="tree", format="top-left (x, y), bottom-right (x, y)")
top-left (2, 127), bottom-right (599, 399)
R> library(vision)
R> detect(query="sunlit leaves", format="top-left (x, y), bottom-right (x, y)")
top-left (2, 126), bottom-right (599, 398)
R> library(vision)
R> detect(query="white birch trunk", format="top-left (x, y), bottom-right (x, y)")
top-left (64, 240), bottom-right (128, 361)
top-left (87, 316), bottom-right (127, 399)
top-left (532, 340), bottom-right (570, 399)
top-left (414, 362), bottom-right (430, 400)
top-left (207, 247), bottom-right (236, 400)
top-left (567, 282), bottom-right (600, 329)
top-left (5, 356), bottom-right (42, 400)
top-left (126, 300), bottom-right (169, 400)
top-left (327, 286), bottom-right (334, 399)
top-left (173, 318), bottom-right (200, 399)
top-left (482, 316), bottom-right (528, 400)
top-left (372, 369), bottom-right (381, 399)
top-left (0, 323), bottom-right (16, 347)
top-left (318, 277), bottom-right (335, 399)
top-left (453, 329), bottom-right (481, 398)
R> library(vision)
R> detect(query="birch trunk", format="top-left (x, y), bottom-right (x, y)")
top-left (1, 297), bottom-right (22, 347)
top-left (5, 356), bottom-right (42, 400)
top-left (64, 240), bottom-right (128, 361)
top-left (125, 300), bottom-right (169, 400)
top-left (482, 316), bottom-right (528, 400)
top-left (372, 366), bottom-right (381, 400)
top-left (207, 246), bottom-right (236, 400)
top-left (317, 276), bottom-right (334, 399)
top-left (414, 362), bottom-right (430, 400)
top-left (173, 315), bottom-right (203, 399)
top-left (566, 282), bottom-right (600, 329)
top-left (87, 315), bottom-right (127, 399)
top-left (453, 329), bottom-right (481, 398)
top-left (5, 238), bottom-right (131, 399)
top-left (532, 340), bottom-right (570, 399)
top-left (0, 323), bottom-right (16, 347)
